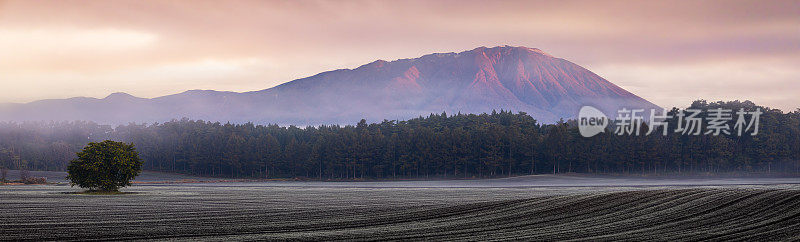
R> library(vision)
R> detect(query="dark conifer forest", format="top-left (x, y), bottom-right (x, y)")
top-left (1, 100), bottom-right (798, 179)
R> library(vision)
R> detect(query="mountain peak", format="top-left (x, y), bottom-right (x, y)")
top-left (360, 59), bottom-right (389, 69)
top-left (104, 92), bottom-right (138, 100)
top-left (467, 45), bottom-right (552, 57)
top-left (2, 46), bottom-right (658, 125)
top-left (521, 47), bottom-right (552, 57)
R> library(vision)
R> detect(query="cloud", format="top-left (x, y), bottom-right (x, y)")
top-left (1, 58), bottom-right (275, 102)
top-left (0, 28), bottom-right (156, 53)
top-left (0, 0), bottom-right (797, 111)
top-left (592, 60), bottom-right (800, 111)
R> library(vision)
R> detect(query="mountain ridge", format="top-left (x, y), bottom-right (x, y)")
top-left (0, 46), bottom-right (659, 125)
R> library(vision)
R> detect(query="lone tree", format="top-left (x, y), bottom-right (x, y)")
top-left (67, 140), bottom-right (143, 192)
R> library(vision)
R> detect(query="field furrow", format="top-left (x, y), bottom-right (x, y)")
top-left (2, 184), bottom-right (798, 241)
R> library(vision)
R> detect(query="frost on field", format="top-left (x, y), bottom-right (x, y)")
top-left (1, 176), bottom-right (799, 241)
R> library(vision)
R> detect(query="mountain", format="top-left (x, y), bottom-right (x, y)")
top-left (0, 46), bottom-right (659, 125)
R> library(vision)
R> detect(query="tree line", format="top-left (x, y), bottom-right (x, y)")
top-left (1, 100), bottom-right (798, 179)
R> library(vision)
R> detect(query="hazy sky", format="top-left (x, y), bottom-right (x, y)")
top-left (1, 0), bottom-right (798, 111)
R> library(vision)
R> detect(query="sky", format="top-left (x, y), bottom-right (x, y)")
top-left (0, 0), bottom-right (798, 111)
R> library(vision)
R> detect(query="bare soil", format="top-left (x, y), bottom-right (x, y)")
top-left (1, 176), bottom-right (798, 241)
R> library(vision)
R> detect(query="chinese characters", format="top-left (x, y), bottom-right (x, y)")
top-left (614, 108), bottom-right (761, 136)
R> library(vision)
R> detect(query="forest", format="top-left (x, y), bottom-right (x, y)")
top-left (1, 100), bottom-right (798, 179)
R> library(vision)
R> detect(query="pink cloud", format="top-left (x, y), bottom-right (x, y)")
top-left (0, 0), bottom-right (797, 111)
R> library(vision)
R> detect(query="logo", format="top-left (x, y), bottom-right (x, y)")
top-left (578, 106), bottom-right (608, 137)
top-left (577, 106), bottom-right (761, 137)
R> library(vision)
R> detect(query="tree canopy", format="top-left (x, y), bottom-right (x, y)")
top-left (2, 100), bottom-right (799, 179)
top-left (66, 140), bottom-right (142, 191)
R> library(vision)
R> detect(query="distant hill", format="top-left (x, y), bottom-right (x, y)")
top-left (0, 46), bottom-right (659, 125)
